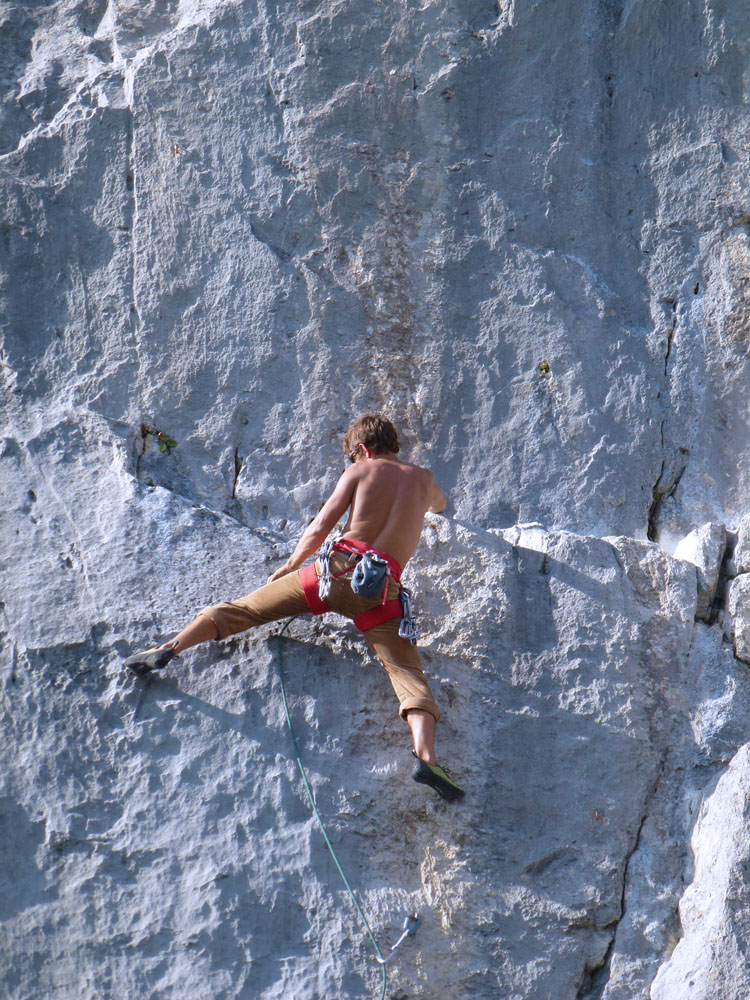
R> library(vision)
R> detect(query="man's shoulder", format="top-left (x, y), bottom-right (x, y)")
top-left (382, 454), bottom-right (431, 474)
top-left (380, 459), bottom-right (434, 483)
top-left (403, 460), bottom-right (436, 482)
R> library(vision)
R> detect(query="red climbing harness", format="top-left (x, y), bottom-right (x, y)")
top-left (330, 537), bottom-right (403, 580)
top-left (299, 563), bottom-right (328, 614)
top-left (298, 538), bottom-right (415, 638)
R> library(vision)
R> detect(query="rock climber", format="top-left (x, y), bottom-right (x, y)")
top-left (124, 414), bottom-right (464, 801)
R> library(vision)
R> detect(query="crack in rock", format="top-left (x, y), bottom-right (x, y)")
top-left (647, 451), bottom-right (688, 543)
top-left (575, 754), bottom-right (669, 1000)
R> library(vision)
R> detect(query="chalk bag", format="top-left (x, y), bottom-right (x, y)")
top-left (350, 552), bottom-right (389, 598)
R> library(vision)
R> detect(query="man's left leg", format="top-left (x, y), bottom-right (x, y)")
top-left (364, 622), bottom-right (464, 801)
top-left (405, 708), bottom-right (437, 766)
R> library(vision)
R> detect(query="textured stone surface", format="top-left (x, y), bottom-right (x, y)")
top-left (733, 513), bottom-right (750, 574)
top-left (651, 744), bottom-right (750, 1000)
top-left (726, 574), bottom-right (750, 664)
top-left (2, 0), bottom-right (750, 543)
top-left (4, 1), bottom-right (750, 998)
top-left (673, 521), bottom-right (726, 622)
top-left (4, 475), bottom-right (749, 999)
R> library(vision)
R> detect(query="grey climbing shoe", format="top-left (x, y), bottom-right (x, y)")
top-left (124, 645), bottom-right (176, 678)
top-left (412, 751), bottom-right (465, 802)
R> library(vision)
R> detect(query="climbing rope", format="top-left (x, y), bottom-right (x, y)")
top-left (275, 617), bottom-right (389, 1000)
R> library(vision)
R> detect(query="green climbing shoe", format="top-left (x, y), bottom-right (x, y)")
top-left (123, 645), bottom-right (176, 678)
top-left (412, 752), bottom-right (465, 802)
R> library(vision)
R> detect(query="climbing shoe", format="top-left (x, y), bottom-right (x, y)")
top-left (123, 645), bottom-right (176, 678)
top-left (412, 751), bottom-right (465, 802)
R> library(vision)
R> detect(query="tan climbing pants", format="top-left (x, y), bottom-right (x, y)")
top-left (196, 552), bottom-right (440, 722)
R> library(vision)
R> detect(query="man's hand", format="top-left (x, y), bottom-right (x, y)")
top-left (267, 561), bottom-right (294, 584)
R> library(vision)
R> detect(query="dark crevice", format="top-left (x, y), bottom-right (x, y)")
top-left (647, 296), bottom-right (681, 541)
top-left (125, 106), bottom-right (140, 334)
top-left (647, 454), bottom-right (667, 542)
top-left (134, 421), bottom-right (148, 480)
top-left (706, 530), bottom-right (736, 626)
top-left (604, 72), bottom-right (614, 105)
top-left (232, 447), bottom-right (243, 499)
top-left (647, 449), bottom-right (688, 542)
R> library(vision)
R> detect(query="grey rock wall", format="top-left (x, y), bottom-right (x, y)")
top-left (3, 1), bottom-right (750, 998)
top-left (4, 0), bottom-right (750, 541)
top-left (5, 483), bottom-right (750, 999)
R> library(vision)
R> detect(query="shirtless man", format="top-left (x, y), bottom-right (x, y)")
top-left (124, 414), bottom-right (464, 801)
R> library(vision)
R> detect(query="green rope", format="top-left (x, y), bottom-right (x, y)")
top-left (275, 618), bottom-right (387, 1000)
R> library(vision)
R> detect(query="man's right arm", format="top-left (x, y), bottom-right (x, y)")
top-left (268, 466), bottom-right (358, 582)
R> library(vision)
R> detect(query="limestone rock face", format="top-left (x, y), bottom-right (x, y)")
top-left (673, 522), bottom-right (727, 623)
top-left (651, 745), bottom-right (750, 1000)
top-left (725, 574), bottom-right (750, 664)
top-left (732, 514), bottom-right (750, 574)
top-left (3, 1), bottom-right (750, 998)
top-left (3, 0), bottom-right (750, 542)
top-left (4, 476), bottom-right (750, 999)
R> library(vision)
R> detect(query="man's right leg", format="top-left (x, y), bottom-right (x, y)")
top-left (178, 569), bottom-right (311, 645)
top-left (125, 569), bottom-right (311, 673)
top-left (165, 614), bottom-right (219, 653)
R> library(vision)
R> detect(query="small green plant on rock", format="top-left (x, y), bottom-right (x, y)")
top-left (141, 423), bottom-right (178, 454)
top-left (156, 432), bottom-right (178, 453)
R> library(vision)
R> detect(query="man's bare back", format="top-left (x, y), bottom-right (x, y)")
top-left (269, 447), bottom-right (445, 582)
top-left (341, 455), bottom-right (444, 568)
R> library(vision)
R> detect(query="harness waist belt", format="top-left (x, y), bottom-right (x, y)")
top-left (331, 538), bottom-right (403, 581)
top-left (297, 538), bottom-right (407, 634)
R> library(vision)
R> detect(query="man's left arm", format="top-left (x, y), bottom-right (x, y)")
top-left (267, 467), bottom-right (358, 583)
top-left (426, 473), bottom-right (446, 514)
